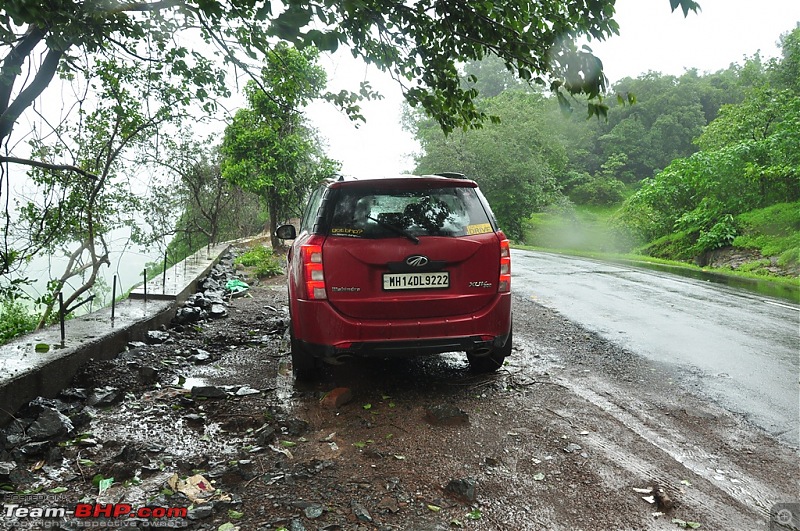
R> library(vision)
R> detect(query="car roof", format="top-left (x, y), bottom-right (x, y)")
top-left (324, 173), bottom-right (478, 190)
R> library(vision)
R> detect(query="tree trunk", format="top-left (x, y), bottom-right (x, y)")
top-left (268, 196), bottom-right (279, 249)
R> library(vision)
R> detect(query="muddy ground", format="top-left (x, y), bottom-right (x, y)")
top-left (1, 256), bottom-right (797, 531)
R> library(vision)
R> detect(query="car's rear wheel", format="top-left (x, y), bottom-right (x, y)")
top-left (290, 328), bottom-right (318, 380)
top-left (467, 327), bottom-right (512, 373)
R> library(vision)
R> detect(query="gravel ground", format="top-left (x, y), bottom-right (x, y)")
top-left (0, 252), bottom-right (796, 531)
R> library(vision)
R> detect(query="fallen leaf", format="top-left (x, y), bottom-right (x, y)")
top-left (98, 477), bottom-right (114, 495)
top-left (48, 487), bottom-right (68, 494)
top-left (427, 504), bottom-right (441, 512)
top-left (363, 403), bottom-right (372, 410)
top-left (533, 473), bottom-right (545, 481)
top-left (633, 487), bottom-right (653, 494)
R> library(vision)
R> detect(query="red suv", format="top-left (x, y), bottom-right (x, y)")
top-left (276, 173), bottom-right (512, 377)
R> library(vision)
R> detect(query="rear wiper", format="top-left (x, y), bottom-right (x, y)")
top-left (368, 216), bottom-right (419, 244)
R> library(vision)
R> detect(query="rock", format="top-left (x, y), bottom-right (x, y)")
top-left (191, 386), bottom-right (227, 399)
top-left (59, 388), bottom-right (89, 401)
top-left (377, 496), bottom-right (400, 513)
top-left (185, 414), bottom-right (205, 426)
top-left (127, 341), bottom-right (148, 349)
top-left (280, 418), bottom-right (310, 436)
top-left (424, 404), bottom-right (469, 426)
top-left (185, 292), bottom-right (210, 309)
top-left (209, 303), bottom-right (228, 318)
top-left (87, 386), bottom-right (122, 407)
top-left (288, 519), bottom-right (307, 531)
top-left (45, 447), bottom-right (64, 465)
top-left (563, 443), bottom-right (582, 454)
top-left (115, 445), bottom-right (139, 462)
top-left (146, 330), bottom-right (170, 344)
top-left (187, 505), bottom-right (214, 520)
top-left (15, 440), bottom-right (50, 457)
top-left (256, 426), bottom-right (277, 446)
top-left (653, 484), bottom-right (674, 512)
top-left (351, 500), bottom-right (373, 523)
top-left (235, 386), bottom-right (261, 396)
top-left (188, 348), bottom-right (212, 364)
top-left (103, 461), bottom-right (138, 482)
top-left (304, 504), bottom-right (325, 519)
top-left (445, 478), bottom-right (477, 502)
top-left (174, 306), bottom-right (204, 324)
top-left (28, 407), bottom-right (74, 440)
top-left (204, 290), bottom-right (225, 303)
top-left (69, 410), bottom-right (93, 429)
top-left (0, 461), bottom-right (16, 477)
top-left (320, 388), bottom-right (353, 409)
top-left (127, 362), bottom-right (158, 384)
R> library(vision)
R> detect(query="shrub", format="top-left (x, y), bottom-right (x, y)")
top-left (0, 301), bottom-right (39, 345)
top-left (569, 177), bottom-right (627, 206)
top-left (235, 245), bottom-right (283, 278)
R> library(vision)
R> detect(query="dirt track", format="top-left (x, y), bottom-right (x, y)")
top-left (1, 269), bottom-right (797, 531)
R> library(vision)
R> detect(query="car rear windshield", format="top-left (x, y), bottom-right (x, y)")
top-left (326, 187), bottom-right (495, 239)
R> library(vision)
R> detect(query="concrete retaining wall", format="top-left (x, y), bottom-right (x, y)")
top-left (0, 243), bottom-right (232, 426)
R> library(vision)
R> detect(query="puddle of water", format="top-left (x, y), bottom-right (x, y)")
top-left (616, 259), bottom-right (799, 303)
top-left (174, 376), bottom-right (210, 390)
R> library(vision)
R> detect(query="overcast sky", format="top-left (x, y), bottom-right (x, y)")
top-left (309, 0), bottom-right (800, 177)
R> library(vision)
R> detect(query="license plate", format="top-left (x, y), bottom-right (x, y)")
top-left (383, 272), bottom-right (450, 290)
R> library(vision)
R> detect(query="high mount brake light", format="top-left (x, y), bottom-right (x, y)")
top-left (301, 239), bottom-right (326, 300)
top-left (499, 239), bottom-right (511, 293)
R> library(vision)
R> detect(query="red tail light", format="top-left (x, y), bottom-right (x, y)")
top-left (301, 237), bottom-right (326, 300)
top-left (498, 239), bottom-right (511, 293)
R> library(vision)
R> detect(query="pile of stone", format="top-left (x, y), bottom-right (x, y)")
top-left (173, 252), bottom-right (246, 325)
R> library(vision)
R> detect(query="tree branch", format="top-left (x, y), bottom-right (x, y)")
top-left (0, 156), bottom-right (98, 180)
top-left (0, 25), bottom-right (46, 117)
top-left (0, 46), bottom-right (66, 144)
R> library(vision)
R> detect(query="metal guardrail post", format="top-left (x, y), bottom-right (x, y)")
top-left (59, 292), bottom-right (65, 343)
top-left (111, 274), bottom-right (117, 320)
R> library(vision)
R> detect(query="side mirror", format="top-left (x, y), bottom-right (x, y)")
top-left (275, 224), bottom-right (297, 240)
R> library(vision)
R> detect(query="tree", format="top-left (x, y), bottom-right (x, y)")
top-left (410, 90), bottom-right (566, 240)
top-left (139, 137), bottom-right (267, 262)
top-left (1, 0), bottom-right (700, 280)
top-left (15, 58), bottom-right (179, 326)
top-left (221, 44), bottom-right (339, 248)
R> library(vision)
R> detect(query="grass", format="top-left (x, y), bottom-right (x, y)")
top-left (234, 244), bottom-right (283, 278)
top-left (733, 202), bottom-right (800, 267)
top-left (519, 200), bottom-right (799, 301)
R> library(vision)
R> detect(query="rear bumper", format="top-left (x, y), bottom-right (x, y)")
top-left (292, 293), bottom-right (511, 359)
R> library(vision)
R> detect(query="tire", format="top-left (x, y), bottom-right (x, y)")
top-left (290, 329), bottom-right (318, 380)
top-left (468, 327), bottom-right (512, 373)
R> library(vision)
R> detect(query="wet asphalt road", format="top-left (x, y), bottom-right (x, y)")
top-left (511, 249), bottom-right (800, 445)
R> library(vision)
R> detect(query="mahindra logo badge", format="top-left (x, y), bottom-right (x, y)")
top-left (406, 255), bottom-right (429, 267)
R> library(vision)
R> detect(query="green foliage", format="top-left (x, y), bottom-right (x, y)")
top-left (221, 43), bottom-right (340, 248)
top-left (733, 202), bottom-right (800, 266)
top-left (234, 245), bottom-right (283, 278)
top-left (0, 301), bottom-right (39, 345)
top-left (618, 66), bottom-right (800, 260)
top-left (570, 177), bottom-right (627, 206)
top-left (410, 90), bottom-right (565, 240)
